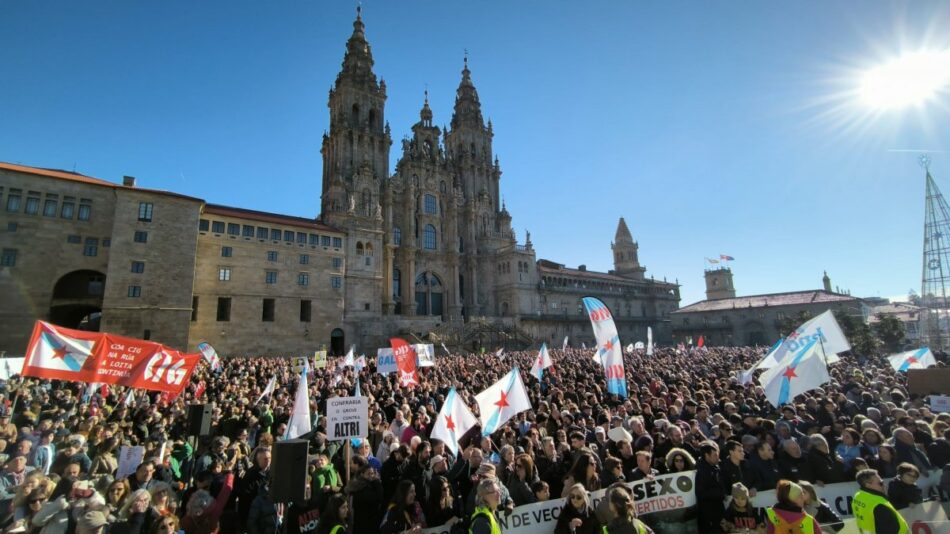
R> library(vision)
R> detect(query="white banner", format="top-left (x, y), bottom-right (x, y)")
top-left (931, 394), bottom-right (950, 413)
top-left (376, 348), bottom-right (397, 374)
top-left (0, 358), bottom-right (25, 380)
top-left (837, 501), bottom-right (948, 534)
top-left (413, 344), bottom-right (436, 367)
top-left (116, 445), bottom-right (145, 480)
top-left (419, 471), bottom-right (697, 534)
top-left (326, 396), bottom-right (368, 441)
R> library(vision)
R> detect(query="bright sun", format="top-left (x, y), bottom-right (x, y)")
top-left (859, 50), bottom-right (950, 110)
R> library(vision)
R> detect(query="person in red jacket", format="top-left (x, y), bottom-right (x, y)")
top-left (181, 471), bottom-right (234, 534)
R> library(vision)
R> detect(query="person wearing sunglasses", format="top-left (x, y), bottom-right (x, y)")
top-left (554, 483), bottom-right (601, 534)
top-left (469, 479), bottom-right (501, 534)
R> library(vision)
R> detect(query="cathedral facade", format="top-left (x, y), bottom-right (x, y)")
top-left (318, 12), bottom-right (680, 350)
top-left (0, 11), bottom-right (679, 357)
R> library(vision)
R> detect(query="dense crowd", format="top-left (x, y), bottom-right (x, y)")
top-left (0, 344), bottom-right (946, 534)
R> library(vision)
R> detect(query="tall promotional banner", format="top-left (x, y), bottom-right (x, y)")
top-left (646, 326), bottom-right (654, 356)
top-left (196, 342), bottom-right (221, 371)
top-left (22, 321), bottom-right (199, 396)
top-left (582, 297), bottom-right (628, 398)
top-left (389, 338), bottom-right (419, 387)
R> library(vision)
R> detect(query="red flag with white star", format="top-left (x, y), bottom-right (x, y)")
top-left (390, 337), bottom-right (419, 388)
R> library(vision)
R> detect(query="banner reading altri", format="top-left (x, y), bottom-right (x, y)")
top-left (21, 320), bottom-right (200, 396)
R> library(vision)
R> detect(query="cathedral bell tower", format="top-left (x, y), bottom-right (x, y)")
top-left (320, 6), bottom-right (391, 224)
top-left (612, 217), bottom-right (646, 280)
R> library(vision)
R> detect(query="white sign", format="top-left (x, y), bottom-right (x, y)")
top-left (116, 445), bottom-right (145, 480)
top-left (0, 358), bottom-right (25, 381)
top-left (326, 396), bottom-right (368, 441)
top-left (413, 344), bottom-right (436, 367)
top-left (930, 394), bottom-right (950, 413)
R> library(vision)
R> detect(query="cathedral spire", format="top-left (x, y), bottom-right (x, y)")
top-left (451, 51), bottom-right (484, 129)
top-left (615, 217), bottom-right (634, 244)
top-left (336, 5), bottom-right (377, 89)
top-left (419, 88), bottom-right (433, 125)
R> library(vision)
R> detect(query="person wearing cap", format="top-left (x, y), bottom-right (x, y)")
top-left (764, 480), bottom-right (821, 534)
top-left (853, 468), bottom-right (908, 534)
top-left (76, 510), bottom-right (108, 534)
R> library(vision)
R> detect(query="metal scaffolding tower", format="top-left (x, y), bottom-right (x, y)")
top-left (920, 156), bottom-right (950, 350)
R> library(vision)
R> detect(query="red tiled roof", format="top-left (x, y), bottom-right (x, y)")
top-left (204, 204), bottom-right (340, 233)
top-left (673, 290), bottom-right (860, 313)
top-left (0, 162), bottom-right (116, 187)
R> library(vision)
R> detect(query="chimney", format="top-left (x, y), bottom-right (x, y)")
top-left (123, 176), bottom-right (136, 187)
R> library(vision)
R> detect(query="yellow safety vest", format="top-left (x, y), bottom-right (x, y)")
top-left (470, 506), bottom-right (501, 534)
top-left (329, 525), bottom-right (344, 534)
top-left (603, 520), bottom-right (647, 534)
top-left (765, 507), bottom-right (815, 534)
top-left (852, 490), bottom-right (909, 534)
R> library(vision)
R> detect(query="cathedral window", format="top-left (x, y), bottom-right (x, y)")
top-left (351, 103), bottom-right (360, 127)
top-left (424, 194), bottom-right (437, 215)
top-left (368, 109), bottom-right (376, 130)
top-left (365, 243), bottom-right (373, 256)
top-left (356, 242), bottom-right (364, 255)
top-left (424, 225), bottom-right (437, 250)
top-left (393, 226), bottom-right (402, 246)
top-left (440, 181), bottom-right (447, 193)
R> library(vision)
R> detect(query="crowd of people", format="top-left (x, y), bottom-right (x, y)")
top-left (0, 344), bottom-right (946, 534)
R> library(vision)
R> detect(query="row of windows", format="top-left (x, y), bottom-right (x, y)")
top-left (220, 247), bottom-right (342, 269)
top-left (207, 297), bottom-right (314, 323)
top-left (389, 225), bottom-right (438, 250)
top-left (199, 219), bottom-right (342, 248)
top-left (1, 188), bottom-right (92, 220)
top-left (216, 267), bottom-right (340, 288)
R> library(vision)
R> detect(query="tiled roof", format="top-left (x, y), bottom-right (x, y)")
top-left (0, 162), bottom-right (117, 187)
top-left (0, 161), bottom-right (203, 202)
top-left (203, 204), bottom-right (340, 233)
top-left (673, 290), bottom-right (860, 313)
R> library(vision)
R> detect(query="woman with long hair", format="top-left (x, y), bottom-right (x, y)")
top-left (423, 476), bottom-right (460, 528)
top-left (554, 484), bottom-right (602, 534)
top-left (561, 453), bottom-right (600, 496)
top-left (507, 454), bottom-right (537, 506)
top-left (149, 483), bottom-right (176, 517)
top-left (315, 494), bottom-right (348, 534)
top-left (116, 489), bottom-right (161, 534)
top-left (10, 472), bottom-right (47, 521)
top-left (104, 479), bottom-right (131, 520)
top-left (799, 481), bottom-right (843, 533)
top-left (89, 437), bottom-right (120, 477)
top-left (873, 444), bottom-right (899, 478)
top-left (149, 515), bottom-right (180, 534)
top-left (664, 448), bottom-right (696, 473)
top-left (602, 484), bottom-right (653, 533)
top-left (764, 480), bottom-right (821, 534)
top-left (379, 479), bottom-right (425, 534)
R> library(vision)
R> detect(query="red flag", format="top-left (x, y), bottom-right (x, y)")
top-left (390, 338), bottom-right (419, 388)
top-left (21, 321), bottom-right (199, 397)
top-left (697, 335), bottom-right (705, 348)
top-left (194, 380), bottom-right (206, 400)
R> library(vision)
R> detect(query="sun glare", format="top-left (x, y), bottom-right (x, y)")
top-left (859, 50), bottom-right (950, 110)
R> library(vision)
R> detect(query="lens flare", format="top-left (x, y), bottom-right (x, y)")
top-left (859, 50), bottom-right (950, 110)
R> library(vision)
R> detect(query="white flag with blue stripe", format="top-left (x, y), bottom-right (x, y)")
top-left (529, 343), bottom-right (553, 381)
top-left (888, 348), bottom-right (936, 372)
top-left (759, 338), bottom-right (829, 407)
top-left (431, 387), bottom-right (478, 456)
top-left (475, 368), bottom-right (531, 436)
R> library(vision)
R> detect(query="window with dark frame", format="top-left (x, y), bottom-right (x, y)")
top-left (131, 261), bottom-right (145, 273)
top-left (300, 300), bottom-right (311, 322)
top-left (138, 202), bottom-right (153, 222)
top-left (216, 297), bottom-right (231, 321)
top-left (262, 298), bottom-right (275, 322)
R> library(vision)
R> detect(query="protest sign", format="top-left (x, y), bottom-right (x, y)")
top-left (414, 343), bottom-right (436, 367)
top-left (930, 394), bottom-right (950, 413)
top-left (0, 358), bottom-right (24, 380)
top-left (376, 348), bottom-right (397, 374)
top-left (116, 445), bottom-right (145, 480)
top-left (419, 471), bottom-right (697, 534)
top-left (326, 396), bottom-right (368, 441)
top-left (292, 357), bottom-right (308, 373)
top-left (313, 350), bottom-right (327, 370)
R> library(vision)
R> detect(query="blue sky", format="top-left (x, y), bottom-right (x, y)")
top-left (2, 1), bottom-right (949, 305)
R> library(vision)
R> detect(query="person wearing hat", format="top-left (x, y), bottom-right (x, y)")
top-left (76, 510), bottom-right (108, 534)
top-left (852, 468), bottom-right (908, 534)
top-left (765, 479), bottom-right (821, 534)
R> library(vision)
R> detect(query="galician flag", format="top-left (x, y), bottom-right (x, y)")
top-left (529, 343), bottom-right (553, 381)
top-left (562, 336), bottom-right (569, 350)
top-left (26, 321), bottom-right (96, 374)
top-left (196, 342), bottom-right (221, 371)
top-left (430, 387), bottom-right (478, 456)
top-left (759, 338), bottom-right (830, 407)
top-left (646, 327), bottom-right (654, 356)
top-left (583, 297), bottom-right (628, 398)
top-left (256, 376), bottom-right (277, 404)
top-left (355, 355), bottom-right (367, 372)
top-left (739, 338), bottom-right (783, 385)
top-left (285, 368), bottom-right (312, 440)
top-left (342, 346), bottom-right (355, 367)
top-left (760, 310), bottom-right (849, 368)
top-left (475, 368), bottom-right (531, 436)
top-left (888, 348), bottom-right (936, 372)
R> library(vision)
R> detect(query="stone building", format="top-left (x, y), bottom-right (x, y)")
top-left (671, 268), bottom-right (867, 346)
top-left (0, 10), bottom-right (680, 356)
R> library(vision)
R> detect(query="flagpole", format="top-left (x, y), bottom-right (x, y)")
top-left (817, 335), bottom-right (830, 370)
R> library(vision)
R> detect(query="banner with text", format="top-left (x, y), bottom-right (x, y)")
top-left (418, 470), bottom-right (697, 534)
top-left (21, 321), bottom-right (199, 395)
top-left (376, 348), bottom-right (397, 374)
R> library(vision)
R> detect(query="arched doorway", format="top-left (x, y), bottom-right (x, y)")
top-left (49, 270), bottom-right (105, 330)
top-left (415, 272), bottom-right (444, 317)
top-left (330, 328), bottom-right (345, 356)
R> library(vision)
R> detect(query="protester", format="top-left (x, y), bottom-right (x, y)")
top-left (798, 481), bottom-right (843, 533)
top-left (886, 462), bottom-right (923, 510)
top-left (852, 468), bottom-right (909, 534)
top-left (554, 483), bottom-right (601, 534)
top-left (764, 480), bottom-right (820, 534)
top-left (602, 484), bottom-right (654, 534)
top-left (721, 482), bottom-right (762, 533)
